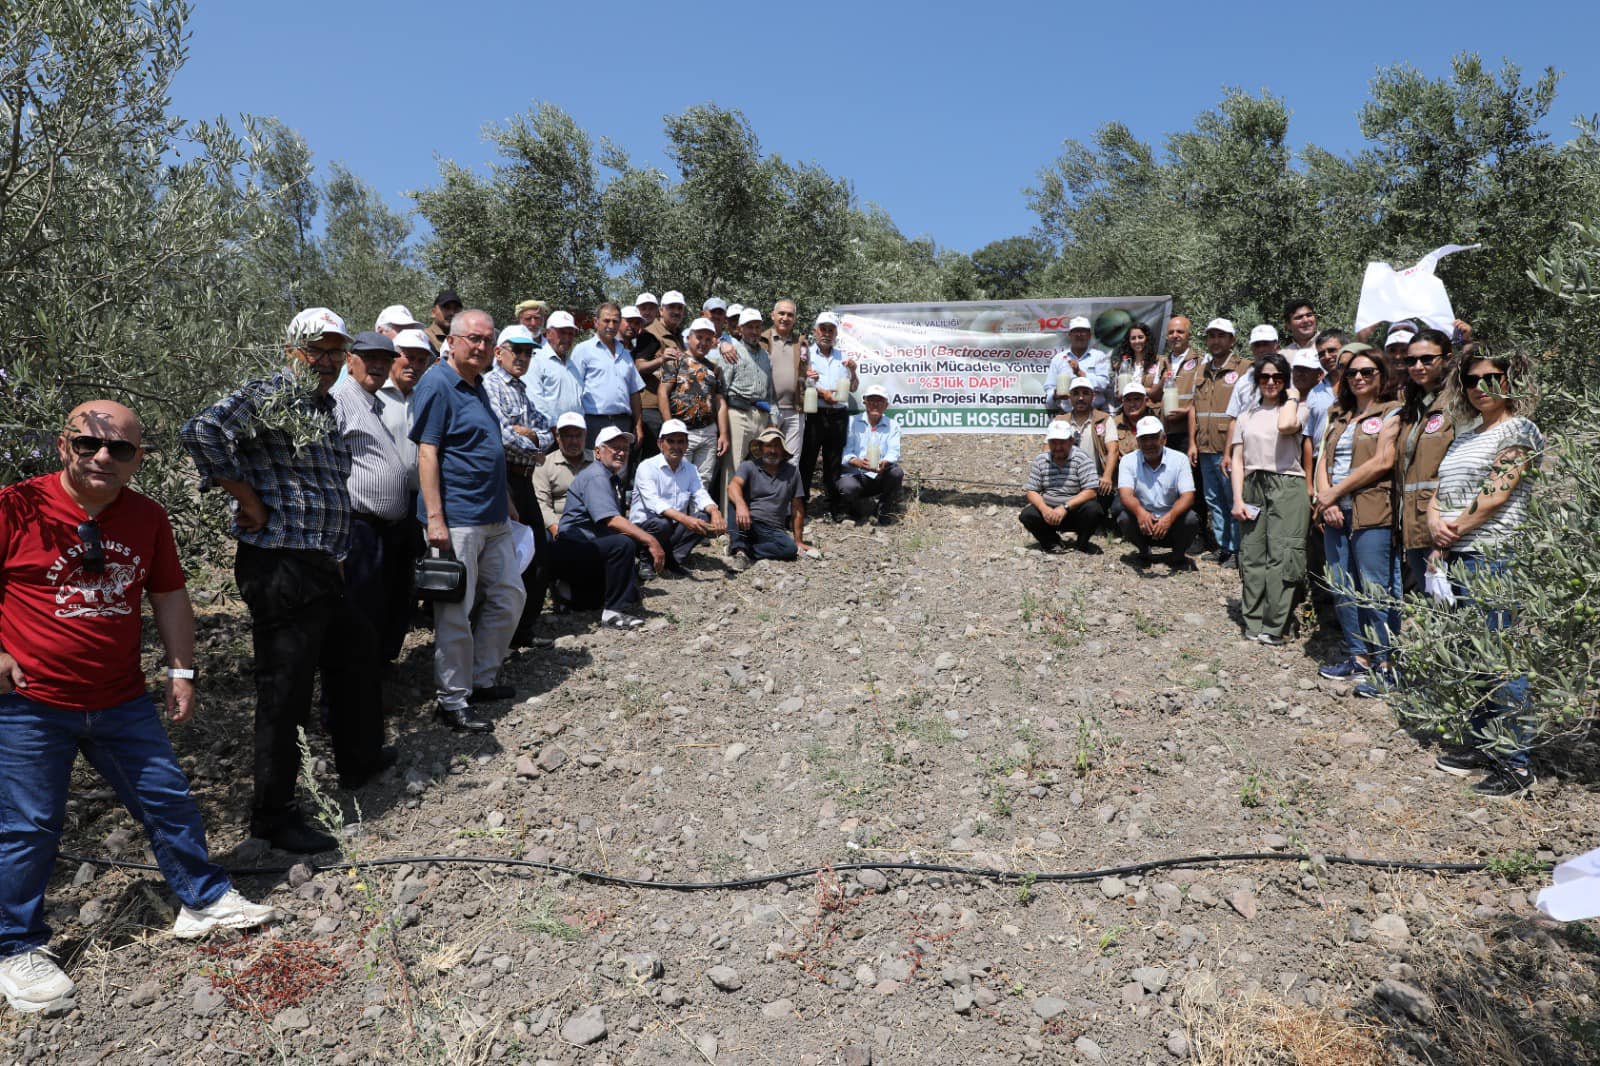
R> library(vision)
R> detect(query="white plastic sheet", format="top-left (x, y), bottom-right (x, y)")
top-left (509, 520), bottom-right (536, 574)
top-left (1536, 847), bottom-right (1600, 922)
top-left (1424, 561), bottom-right (1457, 605)
top-left (1353, 244), bottom-right (1481, 333)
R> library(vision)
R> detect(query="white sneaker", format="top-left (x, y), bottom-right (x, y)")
top-left (172, 889), bottom-right (276, 939)
top-left (601, 609), bottom-right (644, 629)
top-left (0, 949), bottom-right (75, 1012)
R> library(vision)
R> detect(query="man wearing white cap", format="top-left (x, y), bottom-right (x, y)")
top-left (533, 412), bottom-right (594, 610)
top-left (1382, 324), bottom-right (1418, 399)
top-left (837, 384), bottom-right (903, 525)
top-left (1191, 318), bottom-right (1249, 566)
top-left (639, 292), bottom-right (686, 462)
top-left (528, 310), bottom-right (585, 425)
top-left (1116, 417), bottom-right (1200, 567)
top-left (658, 316), bottom-right (728, 492)
top-left (630, 418), bottom-right (727, 574)
top-left (1290, 350), bottom-right (1331, 462)
top-left (762, 299), bottom-right (812, 466)
top-left (484, 324), bottom-right (553, 645)
top-left (619, 305), bottom-right (644, 350)
top-left (1019, 419), bottom-right (1103, 553)
top-left (713, 307), bottom-right (776, 512)
top-left (799, 311), bottom-right (857, 520)
top-left (1056, 375), bottom-right (1116, 498)
top-left (635, 292), bottom-right (660, 328)
top-left (374, 304), bottom-right (426, 338)
top-left (1043, 316), bottom-right (1111, 413)
top-left (703, 297), bottom-right (731, 341)
top-left (181, 308), bottom-right (385, 852)
top-left (573, 302), bottom-right (646, 457)
top-left (555, 426), bottom-right (665, 628)
top-left (1102, 378), bottom-right (1156, 498)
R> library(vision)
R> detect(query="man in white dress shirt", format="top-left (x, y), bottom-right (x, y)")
top-left (629, 418), bottom-right (727, 576)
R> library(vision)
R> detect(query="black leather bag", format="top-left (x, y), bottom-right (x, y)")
top-left (414, 546), bottom-right (467, 604)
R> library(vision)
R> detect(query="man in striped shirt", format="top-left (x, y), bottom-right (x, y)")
top-left (1018, 420), bottom-right (1104, 554)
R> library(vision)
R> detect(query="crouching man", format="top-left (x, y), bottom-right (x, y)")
top-left (837, 384), bottom-right (904, 525)
top-left (0, 402), bottom-right (274, 1014)
top-left (629, 418), bottom-right (727, 575)
top-left (727, 427), bottom-right (812, 567)
top-left (1019, 419), bottom-right (1104, 554)
top-left (1116, 416), bottom-right (1201, 568)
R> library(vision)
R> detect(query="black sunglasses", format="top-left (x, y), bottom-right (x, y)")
top-left (1400, 355), bottom-right (1440, 368)
top-left (69, 435), bottom-right (139, 462)
top-left (1347, 366), bottom-right (1381, 380)
top-left (1256, 372), bottom-right (1285, 382)
top-left (1464, 373), bottom-right (1508, 391)
top-left (76, 520), bottom-right (105, 574)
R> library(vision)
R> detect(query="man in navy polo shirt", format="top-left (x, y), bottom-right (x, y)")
top-left (411, 309), bottom-right (526, 733)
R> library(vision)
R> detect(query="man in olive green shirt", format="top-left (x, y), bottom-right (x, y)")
top-left (761, 298), bottom-right (810, 467)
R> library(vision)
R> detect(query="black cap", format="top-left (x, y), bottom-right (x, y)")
top-left (434, 288), bottom-right (462, 308)
top-left (350, 330), bottom-right (397, 356)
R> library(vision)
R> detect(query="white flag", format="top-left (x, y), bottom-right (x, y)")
top-left (1353, 243), bottom-right (1482, 333)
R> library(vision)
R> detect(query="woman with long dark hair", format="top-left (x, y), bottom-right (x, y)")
top-left (1312, 350), bottom-right (1402, 696)
top-left (1395, 330), bottom-right (1458, 591)
top-left (1111, 323), bottom-right (1165, 408)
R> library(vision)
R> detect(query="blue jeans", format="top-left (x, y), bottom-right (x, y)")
top-left (0, 693), bottom-right (231, 957)
top-left (1450, 552), bottom-right (1532, 768)
top-left (1323, 517), bottom-right (1399, 660)
top-left (1197, 452), bottom-right (1238, 553)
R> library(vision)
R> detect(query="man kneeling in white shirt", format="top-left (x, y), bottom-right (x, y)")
top-left (629, 418), bottom-right (727, 575)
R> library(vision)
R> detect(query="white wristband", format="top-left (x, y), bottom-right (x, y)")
top-left (167, 668), bottom-right (196, 680)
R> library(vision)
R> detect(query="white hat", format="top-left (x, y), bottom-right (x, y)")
top-left (1135, 416), bottom-right (1166, 437)
top-left (1045, 420), bottom-right (1074, 442)
top-left (658, 418), bottom-right (689, 437)
top-left (636, 291), bottom-right (659, 307)
top-left (497, 325), bottom-right (537, 347)
top-left (392, 328), bottom-right (433, 353)
top-left (1067, 315), bottom-right (1092, 331)
top-left (660, 290), bottom-right (686, 306)
top-left (1249, 324), bottom-right (1279, 345)
top-left (286, 307), bottom-right (351, 346)
top-left (738, 308), bottom-right (762, 326)
top-left (727, 303), bottom-right (745, 317)
top-left (1120, 380), bottom-right (1148, 397)
top-left (814, 311), bottom-right (841, 328)
top-left (546, 310), bottom-right (577, 331)
top-left (1204, 317), bottom-right (1236, 335)
top-left (702, 297), bottom-right (727, 311)
top-left (595, 426), bottom-right (635, 448)
top-left (1385, 329), bottom-right (1416, 348)
top-left (621, 305), bottom-right (643, 320)
top-left (375, 304), bottom-right (423, 331)
top-left (687, 316), bottom-right (717, 334)
top-left (1290, 351), bottom-right (1322, 371)
top-left (1068, 375), bottom-right (1094, 392)
top-left (862, 383), bottom-right (890, 400)
top-left (556, 411), bottom-right (587, 431)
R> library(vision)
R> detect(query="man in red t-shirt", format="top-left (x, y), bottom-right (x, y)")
top-left (0, 401), bottom-right (274, 1015)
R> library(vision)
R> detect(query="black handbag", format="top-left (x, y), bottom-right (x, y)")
top-left (414, 546), bottom-right (467, 604)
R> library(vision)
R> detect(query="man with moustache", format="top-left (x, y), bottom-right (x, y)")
top-left (555, 427), bottom-right (665, 629)
top-left (426, 288), bottom-right (463, 352)
top-left (527, 310), bottom-right (586, 425)
top-left (762, 298), bottom-right (812, 465)
top-left (573, 301), bottom-right (646, 451)
top-left (484, 324), bottom-right (553, 644)
top-left (638, 291), bottom-right (686, 462)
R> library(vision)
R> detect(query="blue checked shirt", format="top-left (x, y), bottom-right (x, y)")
top-left (180, 370), bottom-right (353, 559)
top-left (483, 365), bottom-right (553, 468)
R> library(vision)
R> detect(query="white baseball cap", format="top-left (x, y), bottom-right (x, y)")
top-left (392, 328), bottom-right (433, 353)
top-left (497, 325), bottom-right (537, 347)
top-left (375, 304), bottom-right (423, 331)
top-left (1135, 416), bottom-right (1166, 437)
top-left (621, 305), bottom-right (643, 320)
top-left (1290, 351), bottom-right (1322, 371)
top-left (1249, 324), bottom-right (1280, 345)
top-left (1067, 315), bottom-right (1092, 331)
top-left (814, 311), bottom-right (841, 328)
top-left (287, 307), bottom-right (351, 345)
top-left (556, 411), bottom-right (587, 431)
top-left (738, 308), bottom-right (762, 326)
top-left (659, 418), bottom-right (689, 436)
top-left (660, 290), bottom-right (686, 306)
top-left (1045, 420), bottom-right (1074, 442)
top-left (727, 303), bottom-right (745, 318)
top-left (703, 297), bottom-right (727, 312)
top-left (1068, 376), bottom-right (1094, 392)
top-left (687, 316), bottom-right (717, 334)
top-left (595, 426), bottom-right (635, 448)
top-left (1120, 380), bottom-right (1148, 397)
top-left (636, 291), bottom-right (659, 307)
top-left (862, 383), bottom-right (890, 400)
top-left (1204, 318), bottom-right (1236, 335)
top-left (1385, 329), bottom-right (1416, 348)
top-left (546, 310), bottom-right (577, 331)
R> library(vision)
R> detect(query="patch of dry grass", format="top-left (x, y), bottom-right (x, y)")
top-left (1182, 989), bottom-right (1389, 1066)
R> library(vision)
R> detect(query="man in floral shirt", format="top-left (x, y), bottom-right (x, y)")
top-left (656, 316), bottom-right (728, 492)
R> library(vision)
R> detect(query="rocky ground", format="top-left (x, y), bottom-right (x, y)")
top-left (4, 434), bottom-right (1599, 1066)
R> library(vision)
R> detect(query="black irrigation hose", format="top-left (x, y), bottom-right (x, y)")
top-left (57, 849), bottom-right (1539, 893)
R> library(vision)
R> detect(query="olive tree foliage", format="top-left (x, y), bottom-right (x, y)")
top-left (969, 236), bottom-right (1051, 301)
top-left (412, 102), bottom-right (606, 319)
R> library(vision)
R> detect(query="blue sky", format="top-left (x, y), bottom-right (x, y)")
top-left (171, 0), bottom-right (1598, 255)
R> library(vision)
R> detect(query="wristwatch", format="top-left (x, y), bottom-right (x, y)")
top-left (167, 668), bottom-right (196, 680)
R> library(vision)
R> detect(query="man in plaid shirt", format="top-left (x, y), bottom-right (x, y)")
top-left (1018, 419), bottom-right (1105, 554)
top-left (181, 308), bottom-right (389, 854)
top-left (484, 324), bottom-right (552, 644)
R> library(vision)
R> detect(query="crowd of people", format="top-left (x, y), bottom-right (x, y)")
top-left (0, 289), bottom-right (1542, 1015)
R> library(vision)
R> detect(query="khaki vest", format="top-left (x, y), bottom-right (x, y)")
top-left (1193, 355), bottom-right (1250, 454)
top-left (1322, 400), bottom-right (1400, 530)
top-left (1055, 409), bottom-right (1112, 473)
top-left (1396, 394), bottom-right (1456, 549)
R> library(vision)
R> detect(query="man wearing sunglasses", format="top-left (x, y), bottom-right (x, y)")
top-left (0, 400), bottom-right (276, 1013)
top-left (181, 308), bottom-right (387, 855)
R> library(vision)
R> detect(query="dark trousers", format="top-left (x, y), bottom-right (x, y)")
top-left (1018, 498), bottom-right (1104, 549)
top-left (637, 407), bottom-right (664, 465)
top-left (800, 410), bottom-right (849, 516)
top-left (549, 526), bottom-right (639, 612)
top-left (638, 512), bottom-right (707, 570)
top-left (345, 514), bottom-right (419, 663)
top-left (1115, 508), bottom-right (1201, 557)
top-left (838, 465), bottom-right (905, 521)
top-left (506, 470), bottom-right (549, 638)
top-left (234, 543), bottom-right (384, 829)
top-left (729, 519), bottom-right (798, 560)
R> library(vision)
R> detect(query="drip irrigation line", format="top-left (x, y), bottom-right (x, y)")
top-left (57, 849), bottom-right (1535, 893)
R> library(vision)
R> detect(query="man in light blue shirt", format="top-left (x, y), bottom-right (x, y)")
top-left (527, 310), bottom-right (585, 426)
top-left (1291, 351), bottom-right (1333, 458)
top-left (838, 384), bottom-right (904, 525)
top-left (799, 311), bottom-right (858, 521)
top-left (1043, 315), bottom-right (1111, 413)
top-left (1115, 416), bottom-right (1200, 568)
top-left (573, 302), bottom-right (645, 451)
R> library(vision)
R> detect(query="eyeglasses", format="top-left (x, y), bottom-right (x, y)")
top-left (1464, 373), bottom-right (1508, 391)
top-left (76, 520), bottom-right (105, 574)
top-left (1400, 355), bottom-right (1440, 368)
top-left (1256, 372), bottom-right (1285, 382)
top-left (301, 343), bottom-right (349, 359)
top-left (1347, 366), bottom-right (1381, 380)
top-left (454, 332), bottom-right (495, 347)
top-left (69, 435), bottom-right (139, 462)
top-left (1318, 347), bottom-right (1341, 358)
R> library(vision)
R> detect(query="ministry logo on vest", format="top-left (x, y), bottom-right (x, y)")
top-left (46, 540), bottom-right (146, 619)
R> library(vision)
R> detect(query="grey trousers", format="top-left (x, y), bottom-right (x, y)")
top-left (432, 522), bottom-right (527, 711)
